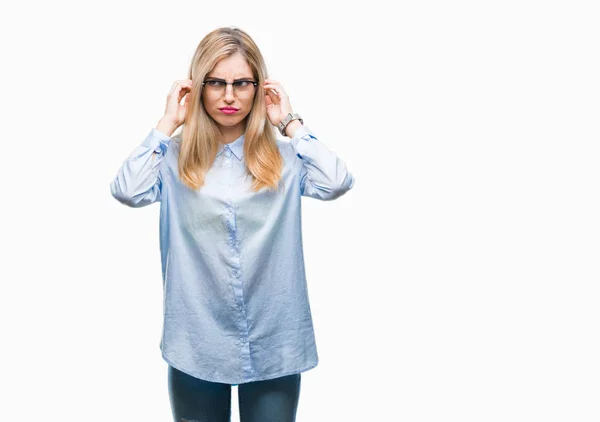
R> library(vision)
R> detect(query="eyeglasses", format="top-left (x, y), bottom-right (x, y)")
top-left (201, 78), bottom-right (258, 97)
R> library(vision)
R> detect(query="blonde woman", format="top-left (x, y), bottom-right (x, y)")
top-left (110, 26), bottom-right (355, 422)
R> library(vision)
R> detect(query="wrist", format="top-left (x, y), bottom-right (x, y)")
top-left (278, 112), bottom-right (303, 137)
top-left (156, 117), bottom-right (177, 137)
top-left (285, 119), bottom-right (302, 138)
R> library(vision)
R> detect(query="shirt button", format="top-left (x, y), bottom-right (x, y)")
top-left (225, 159), bottom-right (231, 164)
top-left (225, 150), bottom-right (231, 157)
top-left (240, 337), bottom-right (246, 343)
top-left (233, 270), bottom-right (240, 278)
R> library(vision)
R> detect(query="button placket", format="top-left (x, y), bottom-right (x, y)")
top-left (224, 146), bottom-right (232, 166)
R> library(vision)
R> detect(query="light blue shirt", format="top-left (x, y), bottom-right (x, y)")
top-left (110, 124), bottom-right (355, 384)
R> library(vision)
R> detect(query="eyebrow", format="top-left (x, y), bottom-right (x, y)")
top-left (204, 77), bottom-right (255, 82)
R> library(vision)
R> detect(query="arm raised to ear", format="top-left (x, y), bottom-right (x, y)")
top-left (289, 125), bottom-right (355, 201)
top-left (110, 128), bottom-right (172, 208)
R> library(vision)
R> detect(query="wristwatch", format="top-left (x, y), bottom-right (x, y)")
top-left (278, 112), bottom-right (303, 137)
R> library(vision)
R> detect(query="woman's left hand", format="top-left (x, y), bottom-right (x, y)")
top-left (264, 79), bottom-right (293, 126)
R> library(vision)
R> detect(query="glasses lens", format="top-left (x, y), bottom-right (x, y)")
top-left (204, 80), bottom-right (225, 96)
top-left (233, 81), bottom-right (255, 96)
top-left (204, 80), bottom-right (255, 97)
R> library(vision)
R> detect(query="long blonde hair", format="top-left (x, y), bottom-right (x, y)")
top-left (177, 26), bottom-right (283, 193)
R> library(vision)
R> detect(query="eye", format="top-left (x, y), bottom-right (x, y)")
top-left (205, 80), bottom-right (224, 87)
top-left (234, 81), bottom-right (252, 88)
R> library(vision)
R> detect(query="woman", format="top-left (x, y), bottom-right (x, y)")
top-left (110, 26), bottom-right (355, 422)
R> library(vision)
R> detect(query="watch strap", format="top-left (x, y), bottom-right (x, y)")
top-left (278, 112), bottom-right (303, 136)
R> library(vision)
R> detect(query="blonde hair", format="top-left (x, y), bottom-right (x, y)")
top-left (177, 26), bottom-right (283, 193)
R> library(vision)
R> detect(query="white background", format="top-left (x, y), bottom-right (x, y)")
top-left (1, 0), bottom-right (599, 421)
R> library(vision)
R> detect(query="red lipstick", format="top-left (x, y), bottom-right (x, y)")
top-left (219, 107), bottom-right (239, 114)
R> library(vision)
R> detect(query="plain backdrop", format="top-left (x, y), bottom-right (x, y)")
top-left (1, 0), bottom-right (599, 421)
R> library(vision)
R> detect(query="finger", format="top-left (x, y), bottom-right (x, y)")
top-left (264, 83), bottom-right (286, 98)
top-left (172, 80), bottom-right (192, 91)
top-left (264, 82), bottom-right (282, 90)
top-left (268, 91), bottom-right (279, 105)
top-left (177, 87), bottom-right (190, 103)
top-left (265, 87), bottom-right (279, 104)
top-left (264, 83), bottom-right (279, 95)
top-left (172, 80), bottom-right (188, 89)
top-left (264, 85), bottom-right (281, 97)
top-left (170, 81), bottom-right (188, 99)
top-left (264, 79), bottom-right (281, 87)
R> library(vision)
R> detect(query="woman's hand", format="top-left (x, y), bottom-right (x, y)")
top-left (162, 79), bottom-right (193, 129)
top-left (264, 79), bottom-right (294, 126)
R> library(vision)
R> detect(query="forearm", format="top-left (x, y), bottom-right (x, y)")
top-left (291, 125), bottom-right (355, 200)
top-left (156, 117), bottom-right (178, 138)
top-left (110, 128), bottom-right (170, 207)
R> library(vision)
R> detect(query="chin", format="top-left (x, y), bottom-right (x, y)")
top-left (216, 117), bottom-right (244, 126)
top-left (216, 113), bottom-right (249, 124)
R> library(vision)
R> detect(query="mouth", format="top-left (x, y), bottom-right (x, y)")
top-left (219, 107), bottom-right (239, 114)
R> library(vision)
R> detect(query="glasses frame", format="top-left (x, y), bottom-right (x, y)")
top-left (201, 78), bottom-right (259, 97)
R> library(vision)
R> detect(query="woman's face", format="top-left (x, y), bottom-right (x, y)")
top-left (202, 51), bottom-right (256, 137)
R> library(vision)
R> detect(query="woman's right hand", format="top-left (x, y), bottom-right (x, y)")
top-left (162, 79), bottom-right (193, 129)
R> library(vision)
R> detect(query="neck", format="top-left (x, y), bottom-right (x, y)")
top-left (219, 122), bottom-right (245, 144)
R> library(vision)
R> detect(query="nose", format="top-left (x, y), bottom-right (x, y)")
top-left (224, 84), bottom-right (235, 102)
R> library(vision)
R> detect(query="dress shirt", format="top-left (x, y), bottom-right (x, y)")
top-left (110, 123), bottom-right (355, 384)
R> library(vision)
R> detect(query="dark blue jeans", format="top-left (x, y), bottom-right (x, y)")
top-left (168, 365), bottom-right (301, 422)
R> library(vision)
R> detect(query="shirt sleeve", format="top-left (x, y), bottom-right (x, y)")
top-left (110, 128), bottom-right (171, 208)
top-left (289, 125), bottom-right (355, 200)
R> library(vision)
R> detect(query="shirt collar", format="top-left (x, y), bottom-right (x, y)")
top-left (216, 133), bottom-right (245, 161)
